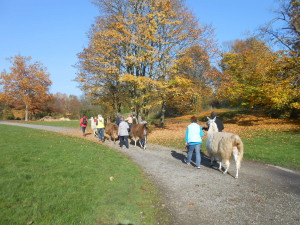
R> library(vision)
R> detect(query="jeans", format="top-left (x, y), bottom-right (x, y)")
top-left (81, 126), bottom-right (86, 135)
top-left (186, 144), bottom-right (201, 167)
top-left (119, 136), bottom-right (129, 148)
top-left (97, 128), bottom-right (104, 141)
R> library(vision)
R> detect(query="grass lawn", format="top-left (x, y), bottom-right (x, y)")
top-left (0, 125), bottom-right (168, 225)
top-left (241, 129), bottom-right (300, 170)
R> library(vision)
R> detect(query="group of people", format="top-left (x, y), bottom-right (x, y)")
top-left (79, 113), bottom-right (147, 149)
top-left (79, 114), bottom-right (105, 140)
top-left (80, 111), bottom-right (224, 169)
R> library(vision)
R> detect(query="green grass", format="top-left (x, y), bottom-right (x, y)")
top-left (0, 125), bottom-right (168, 225)
top-left (241, 129), bottom-right (300, 170)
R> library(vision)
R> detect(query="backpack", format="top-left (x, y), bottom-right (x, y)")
top-left (82, 118), bottom-right (87, 125)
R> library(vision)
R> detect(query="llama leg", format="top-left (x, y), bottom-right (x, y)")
top-left (210, 156), bottom-right (214, 167)
top-left (233, 147), bottom-right (239, 178)
top-left (218, 161), bottom-right (222, 171)
top-left (223, 160), bottom-right (230, 174)
top-left (143, 136), bottom-right (147, 150)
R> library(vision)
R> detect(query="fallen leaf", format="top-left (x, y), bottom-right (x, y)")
top-left (188, 202), bottom-right (196, 206)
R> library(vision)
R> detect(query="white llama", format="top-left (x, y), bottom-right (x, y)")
top-left (206, 117), bottom-right (244, 178)
top-left (90, 117), bottom-right (98, 137)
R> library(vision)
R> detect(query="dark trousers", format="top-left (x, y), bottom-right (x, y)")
top-left (119, 136), bottom-right (129, 148)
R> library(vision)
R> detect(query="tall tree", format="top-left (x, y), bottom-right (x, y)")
top-left (261, 0), bottom-right (300, 53)
top-left (0, 55), bottom-right (52, 121)
top-left (219, 38), bottom-right (299, 117)
top-left (76, 0), bottom-right (217, 124)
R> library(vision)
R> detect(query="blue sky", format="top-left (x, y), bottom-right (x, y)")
top-left (0, 0), bottom-right (278, 97)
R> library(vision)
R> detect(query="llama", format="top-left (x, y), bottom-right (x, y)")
top-left (206, 117), bottom-right (244, 178)
top-left (90, 117), bottom-right (98, 137)
top-left (104, 117), bottom-right (118, 144)
top-left (129, 117), bottom-right (148, 150)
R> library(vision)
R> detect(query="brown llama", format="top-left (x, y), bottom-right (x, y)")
top-left (104, 117), bottom-right (119, 144)
top-left (129, 117), bottom-right (148, 150)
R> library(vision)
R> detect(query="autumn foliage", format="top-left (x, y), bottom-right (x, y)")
top-left (76, 0), bottom-right (218, 124)
top-left (0, 55), bottom-right (52, 121)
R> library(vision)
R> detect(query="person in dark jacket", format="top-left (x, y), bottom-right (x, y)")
top-left (203, 111), bottom-right (224, 132)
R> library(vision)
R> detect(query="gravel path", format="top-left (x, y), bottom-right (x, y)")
top-left (1, 122), bottom-right (300, 225)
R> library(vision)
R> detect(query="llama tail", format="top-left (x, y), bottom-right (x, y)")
top-left (232, 135), bottom-right (244, 169)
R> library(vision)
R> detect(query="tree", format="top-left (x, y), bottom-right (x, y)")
top-left (76, 0), bottom-right (217, 125)
top-left (0, 55), bottom-right (52, 121)
top-left (218, 38), bottom-right (299, 117)
top-left (260, 0), bottom-right (300, 53)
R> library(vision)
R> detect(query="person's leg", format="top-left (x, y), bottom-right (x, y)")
top-left (119, 136), bottom-right (124, 147)
top-left (100, 128), bottom-right (104, 141)
top-left (124, 136), bottom-right (129, 148)
top-left (195, 144), bottom-right (201, 168)
top-left (97, 128), bottom-right (102, 141)
top-left (186, 145), bottom-right (195, 164)
top-left (82, 127), bottom-right (86, 136)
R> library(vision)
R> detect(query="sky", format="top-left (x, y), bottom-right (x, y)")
top-left (0, 0), bottom-right (279, 97)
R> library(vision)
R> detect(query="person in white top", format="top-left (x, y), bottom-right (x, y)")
top-left (118, 117), bottom-right (130, 149)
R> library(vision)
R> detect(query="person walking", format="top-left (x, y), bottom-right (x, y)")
top-left (80, 115), bottom-right (88, 136)
top-left (96, 114), bottom-right (105, 142)
top-left (184, 116), bottom-right (204, 169)
top-left (118, 117), bottom-right (130, 149)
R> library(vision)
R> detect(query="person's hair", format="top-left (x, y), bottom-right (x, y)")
top-left (141, 116), bottom-right (145, 120)
top-left (191, 116), bottom-right (197, 123)
top-left (211, 111), bottom-right (217, 118)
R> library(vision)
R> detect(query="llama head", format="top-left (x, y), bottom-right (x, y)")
top-left (207, 117), bottom-right (218, 133)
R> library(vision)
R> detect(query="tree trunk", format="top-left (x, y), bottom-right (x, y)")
top-left (159, 101), bottom-right (166, 128)
top-left (25, 104), bottom-right (28, 121)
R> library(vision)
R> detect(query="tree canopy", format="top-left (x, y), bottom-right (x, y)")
top-left (0, 55), bottom-right (52, 121)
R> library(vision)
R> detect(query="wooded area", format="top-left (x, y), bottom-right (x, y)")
top-left (1, 0), bottom-right (299, 121)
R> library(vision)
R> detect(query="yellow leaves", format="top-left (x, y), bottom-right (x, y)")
top-left (290, 102), bottom-right (300, 109)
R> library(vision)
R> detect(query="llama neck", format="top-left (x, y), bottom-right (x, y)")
top-left (207, 123), bottom-right (218, 134)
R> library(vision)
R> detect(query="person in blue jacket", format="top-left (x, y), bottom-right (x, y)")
top-left (184, 116), bottom-right (204, 169)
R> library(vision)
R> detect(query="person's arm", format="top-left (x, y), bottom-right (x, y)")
top-left (185, 128), bottom-right (189, 146)
top-left (200, 127), bottom-right (204, 137)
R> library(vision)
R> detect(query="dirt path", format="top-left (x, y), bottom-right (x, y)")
top-left (1, 122), bottom-right (300, 225)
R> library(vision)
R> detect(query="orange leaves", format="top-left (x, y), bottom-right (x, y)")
top-left (218, 38), bottom-right (299, 114)
top-left (1, 55), bottom-right (52, 120)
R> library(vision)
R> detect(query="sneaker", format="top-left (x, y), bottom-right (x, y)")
top-left (196, 166), bottom-right (202, 169)
top-left (184, 158), bottom-right (190, 165)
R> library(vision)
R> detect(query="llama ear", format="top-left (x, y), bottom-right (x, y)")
top-left (207, 116), bottom-right (210, 120)
top-left (213, 117), bottom-right (216, 121)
